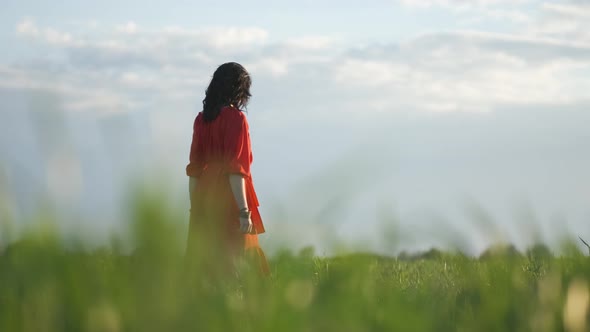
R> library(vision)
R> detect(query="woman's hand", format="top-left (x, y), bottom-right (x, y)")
top-left (230, 174), bottom-right (254, 234)
top-left (239, 215), bottom-right (253, 234)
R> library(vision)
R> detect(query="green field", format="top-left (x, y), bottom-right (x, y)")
top-left (1, 195), bottom-right (589, 332)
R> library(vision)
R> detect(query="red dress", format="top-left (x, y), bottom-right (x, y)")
top-left (186, 106), bottom-right (269, 275)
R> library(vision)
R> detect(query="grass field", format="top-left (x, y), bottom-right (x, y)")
top-left (1, 194), bottom-right (589, 332)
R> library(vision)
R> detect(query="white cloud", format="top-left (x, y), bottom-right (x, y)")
top-left (43, 28), bottom-right (73, 45)
top-left (6, 8), bottom-right (590, 117)
top-left (14, 19), bottom-right (269, 65)
top-left (160, 25), bottom-right (269, 49)
top-left (16, 19), bottom-right (74, 46)
top-left (6, 19), bottom-right (276, 112)
top-left (527, 2), bottom-right (590, 43)
top-left (116, 21), bottom-right (138, 34)
top-left (399, 0), bottom-right (530, 8)
top-left (6, 19), bottom-right (344, 115)
top-left (16, 18), bottom-right (39, 37)
top-left (247, 58), bottom-right (290, 77)
top-left (284, 36), bottom-right (336, 50)
top-left (328, 27), bottom-right (590, 112)
top-left (400, 0), bottom-right (535, 27)
top-left (334, 60), bottom-right (410, 87)
top-left (542, 2), bottom-right (590, 18)
top-left (476, 7), bottom-right (532, 23)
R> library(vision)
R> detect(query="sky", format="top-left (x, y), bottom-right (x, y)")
top-left (1, 0), bottom-right (589, 255)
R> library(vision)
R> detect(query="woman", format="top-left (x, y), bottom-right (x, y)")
top-left (186, 62), bottom-right (269, 278)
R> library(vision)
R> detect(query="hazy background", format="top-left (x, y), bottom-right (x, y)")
top-left (1, 0), bottom-right (589, 255)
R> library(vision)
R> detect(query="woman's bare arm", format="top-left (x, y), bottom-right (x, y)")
top-left (228, 174), bottom-right (248, 210)
top-left (229, 174), bottom-right (252, 233)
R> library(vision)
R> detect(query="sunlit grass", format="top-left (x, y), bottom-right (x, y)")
top-left (0, 191), bottom-right (589, 332)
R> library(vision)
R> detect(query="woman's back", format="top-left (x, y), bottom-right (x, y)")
top-left (187, 106), bottom-right (252, 180)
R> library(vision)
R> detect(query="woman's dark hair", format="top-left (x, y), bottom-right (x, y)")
top-left (202, 62), bottom-right (252, 122)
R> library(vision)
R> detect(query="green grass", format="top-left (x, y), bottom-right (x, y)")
top-left (1, 194), bottom-right (589, 332)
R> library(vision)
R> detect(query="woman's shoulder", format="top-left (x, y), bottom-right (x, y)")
top-left (220, 106), bottom-right (247, 122)
top-left (193, 112), bottom-right (203, 127)
top-left (221, 105), bottom-right (244, 116)
top-left (194, 107), bottom-right (246, 127)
